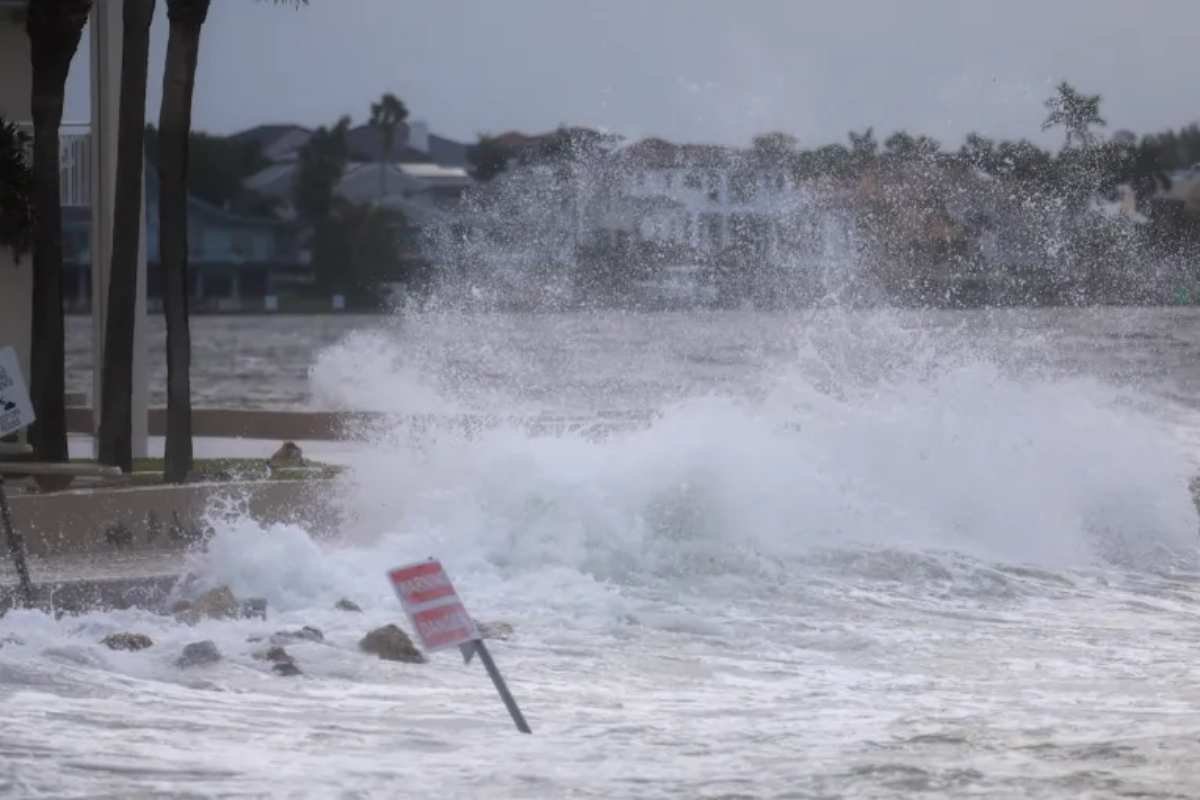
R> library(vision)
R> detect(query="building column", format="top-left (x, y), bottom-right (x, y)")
top-left (76, 265), bottom-right (88, 308)
top-left (90, 1), bottom-right (148, 459)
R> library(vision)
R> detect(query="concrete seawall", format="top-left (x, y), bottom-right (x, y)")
top-left (1, 479), bottom-right (340, 615)
top-left (5, 479), bottom-right (339, 558)
top-left (65, 407), bottom-right (653, 440)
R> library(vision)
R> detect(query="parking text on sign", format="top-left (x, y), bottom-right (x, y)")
top-left (389, 561), bottom-right (456, 605)
top-left (413, 604), bottom-right (477, 650)
top-left (388, 559), bottom-right (479, 652)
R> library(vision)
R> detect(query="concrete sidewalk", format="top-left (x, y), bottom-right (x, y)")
top-left (0, 551), bottom-right (183, 616)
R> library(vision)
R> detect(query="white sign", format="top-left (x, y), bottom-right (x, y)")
top-left (386, 558), bottom-right (532, 733)
top-left (0, 347), bottom-right (34, 437)
top-left (388, 559), bottom-right (479, 652)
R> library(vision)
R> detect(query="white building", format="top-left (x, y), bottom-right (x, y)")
top-left (0, 0), bottom-right (147, 457)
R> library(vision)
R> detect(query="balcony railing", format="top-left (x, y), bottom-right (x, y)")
top-left (15, 122), bottom-right (92, 208)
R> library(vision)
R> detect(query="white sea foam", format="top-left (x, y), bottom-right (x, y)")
top-left (5, 310), bottom-right (1200, 797)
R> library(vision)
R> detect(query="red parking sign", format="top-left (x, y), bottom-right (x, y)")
top-left (389, 560), bottom-right (478, 652)
top-left (386, 558), bottom-right (531, 733)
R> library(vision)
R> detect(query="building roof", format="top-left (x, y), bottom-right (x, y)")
top-left (345, 123), bottom-right (429, 163)
top-left (145, 164), bottom-right (285, 229)
top-left (243, 162), bottom-right (298, 198)
top-left (228, 123), bottom-right (310, 149)
top-left (335, 162), bottom-right (473, 205)
top-left (228, 124), bottom-right (312, 163)
top-left (397, 163), bottom-right (471, 181)
top-left (428, 134), bottom-right (469, 167)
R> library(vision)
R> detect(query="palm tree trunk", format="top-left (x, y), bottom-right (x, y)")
top-left (97, 0), bottom-right (156, 473)
top-left (25, 0), bottom-right (92, 464)
top-left (158, 0), bottom-right (209, 484)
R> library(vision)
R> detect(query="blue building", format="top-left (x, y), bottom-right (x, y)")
top-left (64, 167), bottom-right (306, 312)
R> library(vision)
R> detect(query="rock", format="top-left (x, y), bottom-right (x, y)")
top-left (101, 633), bottom-right (154, 651)
top-left (476, 620), bottom-right (515, 641)
top-left (358, 624), bottom-right (426, 664)
top-left (269, 441), bottom-right (305, 469)
top-left (270, 626), bottom-right (324, 645)
top-left (272, 660), bottom-right (303, 677)
top-left (176, 640), bottom-right (221, 668)
top-left (0, 635), bottom-right (24, 648)
top-left (175, 586), bottom-right (240, 624)
top-left (254, 645), bottom-right (302, 676)
top-left (239, 598), bottom-right (268, 620)
top-left (255, 645), bottom-right (291, 662)
top-left (334, 598), bottom-right (363, 613)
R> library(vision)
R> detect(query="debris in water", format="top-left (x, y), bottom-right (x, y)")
top-left (270, 626), bottom-right (324, 644)
top-left (101, 633), bottom-right (153, 651)
top-left (476, 620), bottom-right (515, 641)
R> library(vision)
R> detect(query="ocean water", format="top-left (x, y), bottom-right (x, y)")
top-left (10, 307), bottom-right (1200, 798)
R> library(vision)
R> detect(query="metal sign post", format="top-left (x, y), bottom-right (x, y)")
top-left (0, 475), bottom-right (32, 607)
top-left (389, 559), bottom-right (532, 734)
top-left (472, 638), bottom-right (532, 733)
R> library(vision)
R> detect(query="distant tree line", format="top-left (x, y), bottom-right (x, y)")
top-left (457, 82), bottom-right (1200, 309)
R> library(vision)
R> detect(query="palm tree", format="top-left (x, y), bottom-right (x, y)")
top-left (158, 0), bottom-right (210, 484)
top-left (97, 0), bottom-right (156, 473)
top-left (369, 92), bottom-right (408, 200)
top-left (158, 0), bottom-right (306, 483)
top-left (467, 134), bottom-right (511, 182)
top-left (0, 117), bottom-right (33, 261)
top-left (1042, 81), bottom-right (1106, 150)
top-left (26, 0), bottom-right (92, 464)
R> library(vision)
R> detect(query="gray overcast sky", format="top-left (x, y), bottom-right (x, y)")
top-left (64, 0), bottom-right (1200, 150)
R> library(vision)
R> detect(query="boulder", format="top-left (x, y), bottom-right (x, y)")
top-left (272, 660), bottom-right (303, 677)
top-left (173, 588), bottom-right (266, 624)
top-left (101, 633), bottom-right (154, 651)
top-left (255, 645), bottom-right (302, 676)
top-left (358, 624), bottom-right (426, 664)
top-left (239, 598), bottom-right (269, 620)
top-left (175, 586), bottom-right (239, 624)
top-left (255, 645), bottom-right (290, 662)
top-left (176, 640), bottom-right (221, 668)
top-left (335, 598), bottom-right (363, 613)
top-left (270, 441), bottom-right (305, 469)
top-left (270, 626), bottom-right (324, 645)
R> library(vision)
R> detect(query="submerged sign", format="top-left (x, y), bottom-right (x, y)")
top-left (389, 559), bottom-right (479, 651)
top-left (0, 347), bottom-right (34, 437)
top-left (388, 558), bottom-right (531, 733)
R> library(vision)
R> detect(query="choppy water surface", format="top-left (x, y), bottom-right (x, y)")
top-left (13, 307), bottom-right (1200, 797)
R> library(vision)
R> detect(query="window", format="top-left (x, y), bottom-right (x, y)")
top-left (232, 230), bottom-right (253, 259)
top-left (730, 173), bottom-right (756, 204)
